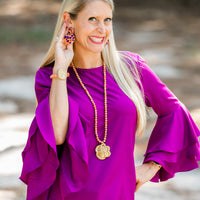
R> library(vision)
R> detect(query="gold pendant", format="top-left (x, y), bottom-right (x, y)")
top-left (95, 143), bottom-right (111, 160)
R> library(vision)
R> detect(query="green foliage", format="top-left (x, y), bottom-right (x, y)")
top-left (0, 26), bottom-right (53, 45)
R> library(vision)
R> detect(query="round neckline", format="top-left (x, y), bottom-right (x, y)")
top-left (69, 65), bottom-right (104, 72)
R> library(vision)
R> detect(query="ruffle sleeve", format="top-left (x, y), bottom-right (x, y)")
top-left (125, 52), bottom-right (200, 182)
top-left (20, 66), bottom-right (88, 199)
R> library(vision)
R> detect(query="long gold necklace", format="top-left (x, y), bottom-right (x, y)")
top-left (72, 62), bottom-right (111, 160)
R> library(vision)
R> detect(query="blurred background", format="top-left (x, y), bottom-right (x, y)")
top-left (0, 0), bottom-right (200, 199)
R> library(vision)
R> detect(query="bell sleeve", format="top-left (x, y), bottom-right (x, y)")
top-left (134, 54), bottom-right (200, 182)
top-left (122, 51), bottom-right (200, 182)
top-left (20, 66), bottom-right (88, 199)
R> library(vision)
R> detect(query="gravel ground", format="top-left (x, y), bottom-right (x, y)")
top-left (0, 0), bottom-right (200, 199)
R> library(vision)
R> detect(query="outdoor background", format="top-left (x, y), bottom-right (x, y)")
top-left (0, 0), bottom-right (200, 199)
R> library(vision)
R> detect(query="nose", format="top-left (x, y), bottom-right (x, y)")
top-left (97, 21), bottom-right (106, 33)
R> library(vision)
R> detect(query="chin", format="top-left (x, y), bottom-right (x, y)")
top-left (88, 45), bottom-right (105, 54)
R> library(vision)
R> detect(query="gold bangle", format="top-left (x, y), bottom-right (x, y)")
top-left (50, 67), bottom-right (70, 80)
top-left (50, 73), bottom-right (70, 79)
top-left (149, 161), bottom-right (162, 169)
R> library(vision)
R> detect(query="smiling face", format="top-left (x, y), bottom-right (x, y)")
top-left (71, 0), bottom-right (113, 55)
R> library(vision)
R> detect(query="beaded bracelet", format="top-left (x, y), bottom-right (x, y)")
top-left (50, 72), bottom-right (70, 79)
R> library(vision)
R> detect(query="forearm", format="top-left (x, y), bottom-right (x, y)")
top-left (49, 66), bottom-right (69, 145)
top-left (146, 161), bottom-right (162, 170)
top-left (135, 161), bottom-right (161, 192)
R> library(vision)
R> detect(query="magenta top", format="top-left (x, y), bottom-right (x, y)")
top-left (20, 52), bottom-right (200, 200)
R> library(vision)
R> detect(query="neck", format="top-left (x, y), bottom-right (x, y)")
top-left (72, 45), bottom-right (103, 69)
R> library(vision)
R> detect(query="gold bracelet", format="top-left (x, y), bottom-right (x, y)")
top-left (50, 73), bottom-right (70, 79)
top-left (50, 68), bottom-right (70, 80)
top-left (149, 161), bottom-right (162, 169)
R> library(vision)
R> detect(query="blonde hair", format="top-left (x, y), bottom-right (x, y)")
top-left (40, 0), bottom-right (146, 137)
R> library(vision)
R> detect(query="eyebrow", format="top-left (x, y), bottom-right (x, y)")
top-left (88, 15), bottom-right (113, 19)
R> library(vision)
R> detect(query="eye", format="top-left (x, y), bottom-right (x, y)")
top-left (104, 18), bottom-right (112, 22)
top-left (89, 17), bottom-right (96, 22)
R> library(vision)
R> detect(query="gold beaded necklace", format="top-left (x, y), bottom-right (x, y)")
top-left (72, 62), bottom-right (111, 160)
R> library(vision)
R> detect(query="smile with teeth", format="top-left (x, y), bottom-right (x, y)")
top-left (89, 36), bottom-right (104, 44)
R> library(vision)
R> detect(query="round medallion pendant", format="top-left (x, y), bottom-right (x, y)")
top-left (95, 143), bottom-right (111, 160)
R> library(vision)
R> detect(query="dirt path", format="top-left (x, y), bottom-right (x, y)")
top-left (0, 0), bottom-right (199, 199)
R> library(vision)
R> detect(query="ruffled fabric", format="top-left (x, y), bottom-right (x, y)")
top-left (58, 96), bottom-right (89, 198)
top-left (20, 97), bottom-right (60, 199)
top-left (143, 104), bottom-right (200, 182)
top-left (20, 67), bottom-right (89, 199)
top-left (129, 52), bottom-right (200, 182)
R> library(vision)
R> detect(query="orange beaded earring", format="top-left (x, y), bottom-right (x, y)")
top-left (106, 39), bottom-right (109, 45)
top-left (64, 27), bottom-right (75, 46)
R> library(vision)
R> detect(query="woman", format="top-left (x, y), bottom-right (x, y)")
top-left (20, 0), bottom-right (200, 199)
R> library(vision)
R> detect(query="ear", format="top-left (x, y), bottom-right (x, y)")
top-left (63, 12), bottom-right (73, 27)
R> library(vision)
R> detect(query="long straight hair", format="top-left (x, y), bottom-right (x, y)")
top-left (39, 0), bottom-right (146, 138)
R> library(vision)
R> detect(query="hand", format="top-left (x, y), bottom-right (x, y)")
top-left (135, 162), bottom-right (160, 192)
top-left (54, 22), bottom-right (74, 69)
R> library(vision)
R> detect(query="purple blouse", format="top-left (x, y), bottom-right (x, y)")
top-left (20, 52), bottom-right (200, 200)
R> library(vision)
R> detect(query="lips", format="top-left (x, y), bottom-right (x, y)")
top-left (89, 36), bottom-right (105, 44)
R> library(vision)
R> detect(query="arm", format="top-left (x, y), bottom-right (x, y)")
top-left (124, 52), bottom-right (200, 192)
top-left (135, 161), bottom-right (161, 192)
top-left (140, 54), bottom-right (199, 183)
top-left (49, 65), bottom-right (69, 145)
top-left (20, 66), bottom-right (89, 198)
top-left (49, 22), bottom-right (74, 145)
top-left (20, 22), bottom-right (89, 197)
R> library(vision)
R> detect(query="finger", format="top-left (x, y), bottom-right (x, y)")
top-left (66, 43), bottom-right (73, 50)
top-left (135, 183), bottom-right (141, 193)
top-left (61, 23), bottom-right (69, 40)
top-left (135, 181), bottom-right (144, 193)
top-left (57, 23), bottom-right (68, 42)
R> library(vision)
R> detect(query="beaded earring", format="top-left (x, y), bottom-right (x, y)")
top-left (64, 27), bottom-right (75, 46)
top-left (106, 39), bottom-right (109, 45)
